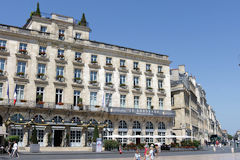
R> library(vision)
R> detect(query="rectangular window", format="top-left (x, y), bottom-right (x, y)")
top-left (0, 59), bottom-right (5, 71)
top-left (90, 92), bottom-right (97, 106)
top-left (40, 26), bottom-right (47, 32)
top-left (105, 93), bottom-right (112, 107)
top-left (56, 89), bottom-right (63, 104)
top-left (120, 95), bottom-right (126, 107)
top-left (145, 132), bottom-right (153, 143)
top-left (159, 98), bottom-right (164, 110)
top-left (0, 83), bottom-right (2, 98)
top-left (37, 130), bottom-right (44, 143)
top-left (56, 66), bottom-right (64, 76)
top-left (0, 40), bottom-right (6, 49)
top-left (90, 71), bottom-right (97, 81)
top-left (134, 96), bottom-right (139, 108)
top-left (91, 55), bottom-right (97, 63)
top-left (146, 78), bottom-right (151, 88)
top-left (133, 77), bottom-right (139, 86)
top-left (16, 85), bottom-right (24, 101)
top-left (74, 69), bottom-right (81, 79)
top-left (158, 66), bottom-right (162, 73)
top-left (75, 52), bottom-right (81, 61)
top-left (74, 90), bottom-right (81, 106)
top-left (39, 46), bottom-right (46, 55)
top-left (158, 80), bottom-right (163, 89)
top-left (106, 57), bottom-right (112, 65)
top-left (59, 29), bottom-right (65, 40)
top-left (171, 95), bottom-right (174, 106)
top-left (105, 73), bottom-right (112, 83)
top-left (36, 87), bottom-right (44, 102)
top-left (120, 75), bottom-right (126, 85)
top-left (58, 49), bottom-right (64, 59)
top-left (120, 59), bottom-right (125, 67)
top-left (70, 130), bottom-right (81, 143)
top-left (75, 33), bottom-right (81, 39)
top-left (17, 61), bottom-right (26, 74)
top-left (19, 43), bottom-right (27, 51)
top-left (38, 64), bottom-right (46, 74)
top-left (147, 97), bottom-right (152, 109)
top-left (133, 62), bottom-right (138, 70)
top-left (146, 64), bottom-right (151, 71)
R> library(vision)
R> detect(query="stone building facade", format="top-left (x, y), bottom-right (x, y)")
top-left (0, 13), bottom-right (175, 147)
top-left (170, 65), bottom-right (222, 143)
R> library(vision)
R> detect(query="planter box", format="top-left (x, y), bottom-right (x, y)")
top-left (92, 142), bottom-right (96, 152)
top-left (30, 144), bottom-right (40, 153)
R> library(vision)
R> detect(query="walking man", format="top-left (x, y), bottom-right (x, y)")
top-left (11, 141), bottom-right (19, 158)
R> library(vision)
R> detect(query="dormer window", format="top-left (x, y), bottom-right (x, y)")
top-left (75, 33), bottom-right (81, 40)
top-left (59, 29), bottom-right (65, 40)
top-left (40, 26), bottom-right (47, 33)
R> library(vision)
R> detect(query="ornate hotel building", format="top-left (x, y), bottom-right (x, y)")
top-left (0, 12), bottom-right (175, 147)
top-left (170, 65), bottom-right (222, 143)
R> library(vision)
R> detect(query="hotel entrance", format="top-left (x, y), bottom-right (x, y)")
top-left (54, 130), bottom-right (63, 146)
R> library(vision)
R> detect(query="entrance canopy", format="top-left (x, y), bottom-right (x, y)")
top-left (103, 135), bottom-right (193, 139)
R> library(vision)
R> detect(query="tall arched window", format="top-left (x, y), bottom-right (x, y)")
top-left (146, 121), bottom-right (153, 130)
top-left (0, 115), bottom-right (2, 126)
top-left (11, 114), bottom-right (24, 123)
top-left (33, 115), bottom-right (44, 123)
top-left (89, 119), bottom-right (98, 125)
top-left (71, 117), bottom-right (80, 124)
top-left (158, 122), bottom-right (166, 130)
top-left (119, 120), bottom-right (127, 129)
top-left (52, 116), bottom-right (63, 123)
top-left (133, 121), bottom-right (141, 129)
top-left (105, 120), bottom-right (113, 128)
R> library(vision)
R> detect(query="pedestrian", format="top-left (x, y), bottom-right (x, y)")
top-left (6, 141), bottom-right (12, 158)
top-left (144, 144), bottom-right (148, 156)
top-left (134, 150), bottom-right (141, 160)
top-left (11, 141), bottom-right (19, 158)
top-left (119, 144), bottom-right (122, 154)
top-left (149, 147), bottom-right (155, 160)
top-left (144, 150), bottom-right (151, 160)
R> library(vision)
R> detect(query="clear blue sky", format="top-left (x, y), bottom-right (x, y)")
top-left (1, 0), bottom-right (240, 134)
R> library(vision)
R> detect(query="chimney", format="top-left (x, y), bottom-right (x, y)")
top-left (178, 65), bottom-right (185, 74)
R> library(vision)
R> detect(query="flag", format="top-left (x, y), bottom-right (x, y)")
top-left (7, 80), bottom-right (9, 103)
top-left (13, 85), bottom-right (17, 105)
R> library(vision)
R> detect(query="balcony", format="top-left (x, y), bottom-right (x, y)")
top-left (56, 75), bottom-right (65, 82)
top-left (14, 72), bottom-right (29, 83)
top-left (72, 78), bottom-right (84, 89)
top-left (0, 47), bottom-right (10, 56)
top-left (88, 62), bottom-right (100, 69)
top-left (73, 58), bottom-right (84, 67)
top-left (132, 85), bottom-right (142, 94)
top-left (145, 87), bottom-right (154, 95)
top-left (157, 72), bottom-right (165, 78)
top-left (16, 50), bottom-right (31, 59)
top-left (35, 73), bottom-right (48, 85)
top-left (118, 66), bottom-right (128, 73)
top-left (119, 84), bottom-right (129, 93)
top-left (58, 33), bottom-right (65, 40)
top-left (88, 81), bottom-right (100, 90)
top-left (36, 51), bottom-right (50, 62)
top-left (104, 63), bottom-right (115, 71)
top-left (144, 70), bottom-right (154, 77)
top-left (132, 68), bottom-right (142, 75)
top-left (108, 107), bottom-right (175, 117)
top-left (104, 82), bottom-right (115, 91)
top-left (157, 88), bottom-right (166, 96)
top-left (55, 55), bottom-right (67, 64)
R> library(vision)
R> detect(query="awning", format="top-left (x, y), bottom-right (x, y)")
top-left (103, 135), bottom-right (193, 139)
top-left (0, 129), bottom-right (8, 136)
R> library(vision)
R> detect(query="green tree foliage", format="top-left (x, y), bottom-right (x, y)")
top-left (5, 135), bottom-right (19, 143)
top-left (79, 13), bottom-right (87, 26)
top-left (103, 140), bottom-right (119, 151)
top-left (92, 125), bottom-right (99, 142)
top-left (30, 127), bottom-right (38, 144)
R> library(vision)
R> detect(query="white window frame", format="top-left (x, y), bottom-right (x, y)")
top-left (90, 92), bottom-right (97, 106)
top-left (134, 96), bottom-right (139, 108)
top-left (120, 95), bottom-right (126, 107)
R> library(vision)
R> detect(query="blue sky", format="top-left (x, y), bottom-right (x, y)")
top-left (1, 0), bottom-right (240, 134)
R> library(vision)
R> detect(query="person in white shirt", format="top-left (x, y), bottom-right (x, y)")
top-left (11, 141), bottom-right (19, 158)
top-left (149, 147), bottom-right (155, 160)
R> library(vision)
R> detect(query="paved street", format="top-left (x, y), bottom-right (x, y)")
top-left (0, 146), bottom-right (239, 160)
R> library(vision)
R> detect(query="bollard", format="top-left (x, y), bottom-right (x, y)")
top-left (213, 146), bottom-right (216, 152)
top-left (231, 147), bottom-right (234, 153)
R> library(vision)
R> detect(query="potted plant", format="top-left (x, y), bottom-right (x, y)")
top-left (106, 63), bottom-right (112, 66)
top-left (151, 106), bottom-right (154, 110)
top-left (0, 98), bottom-right (3, 101)
top-left (95, 105), bottom-right (100, 108)
top-left (57, 102), bottom-right (64, 105)
top-left (75, 57), bottom-right (82, 62)
top-left (20, 99), bottom-right (27, 103)
top-left (91, 61), bottom-right (97, 64)
top-left (0, 46), bottom-right (5, 50)
top-left (90, 80), bottom-right (97, 84)
top-left (58, 54), bottom-right (64, 59)
top-left (17, 72), bottom-right (25, 77)
top-left (56, 75), bottom-right (64, 81)
top-left (39, 51), bottom-right (46, 56)
top-left (75, 77), bottom-right (82, 83)
top-left (92, 125), bottom-right (99, 152)
top-left (30, 127), bottom-right (40, 153)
